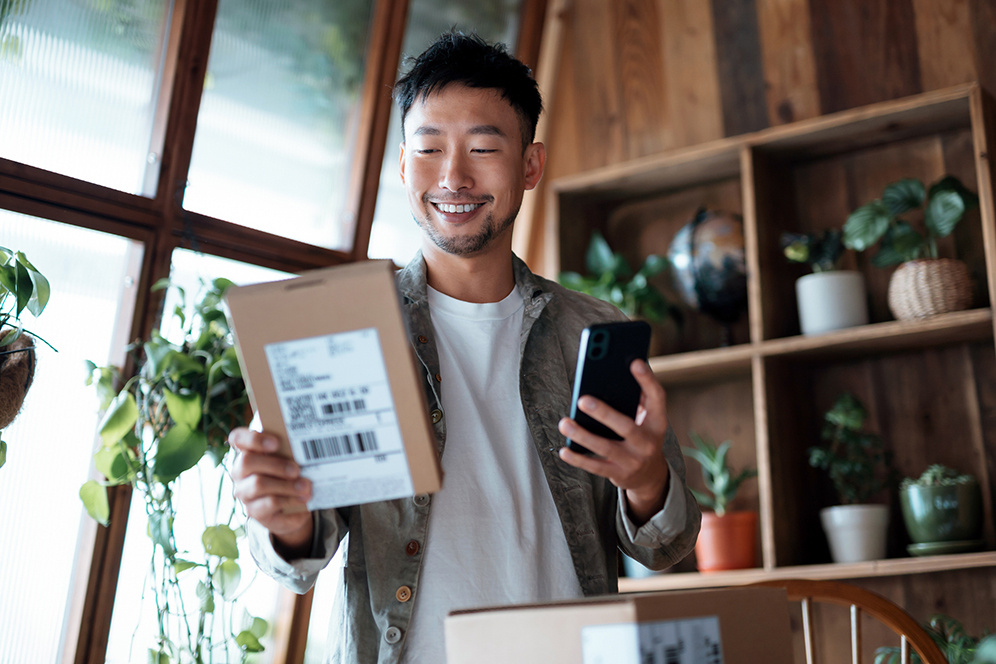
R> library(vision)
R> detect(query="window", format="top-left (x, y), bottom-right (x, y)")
top-left (0, 1), bottom-right (540, 660)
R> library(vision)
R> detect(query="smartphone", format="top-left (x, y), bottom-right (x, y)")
top-left (565, 320), bottom-right (651, 455)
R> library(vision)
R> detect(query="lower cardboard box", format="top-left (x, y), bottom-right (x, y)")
top-left (445, 586), bottom-right (793, 664)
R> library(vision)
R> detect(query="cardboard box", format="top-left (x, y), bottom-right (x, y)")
top-left (445, 587), bottom-right (793, 664)
top-left (224, 260), bottom-right (441, 510)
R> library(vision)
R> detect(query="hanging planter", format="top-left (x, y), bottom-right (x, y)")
top-left (0, 332), bottom-right (36, 430)
top-left (888, 258), bottom-right (973, 320)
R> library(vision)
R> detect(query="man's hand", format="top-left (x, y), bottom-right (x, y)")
top-left (557, 359), bottom-right (670, 525)
top-left (229, 428), bottom-right (314, 558)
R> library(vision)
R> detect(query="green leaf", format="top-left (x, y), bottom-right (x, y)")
top-left (24, 267), bottom-right (50, 317)
top-left (247, 616), bottom-right (268, 638)
top-left (93, 445), bottom-right (131, 484)
top-left (235, 630), bottom-right (264, 653)
top-left (147, 649), bottom-right (171, 664)
top-left (0, 263), bottom-right (16, 296)
top-left (98, 391), bottom-right (138, 446)
top-left (197, 580), bottom-right (215, 614)
top-left (924, 189), bottom-right (965, 238)
top-left (219, 346), bottom-right (242, 378)
top-left (148, 509), bottom-right (175, 556)
top-left (0, 439), bottom-right (6, 470)
top-left (143, 335), bottom-right (173, 379)
top-left (872, 221), bottom-right (922, 266)
top-left (14, 259), bottom-right (31, 316)
top-left (202, 524), bottom-right (239, 559)
top-left (881, 178), bottom-right (925, 216)
top-left (173, 558), bottom-right (199, 574)
top-left (163, 390), bottom-right (202, 429)
top-left (153, 424), bottom-right (206, 483)
top-left (80, 480), bottom-right (110, 526)
top-left (217, 559), bottom-right (242, 599)
top-left (843, 201), bottom-right (891, 251)
top-left (584, 231), bottom-right (617, 275)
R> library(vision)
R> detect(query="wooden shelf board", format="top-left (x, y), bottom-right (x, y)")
top-left (619, 550), bottom-right (996, 593)
top-left (760, 308), bottom-right (994, 360)
top-left (649, 344), bottom-right (754, 385)
top-left (748, 84), bottom-right (975, 161)
top-left (551, 138), bottom-right (743, 200)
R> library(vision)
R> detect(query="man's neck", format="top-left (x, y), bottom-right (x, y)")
top-left (422, 244), bottom-right (516, 304)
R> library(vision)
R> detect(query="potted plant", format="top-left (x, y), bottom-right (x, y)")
top-left (876, 613), bottom-right (996, 664)
top-left (682, 432), bottom-right (758, 572)
top-left (900, 464), bottom-right (984, 556)
top-left (80, 278), bottom-right (268, 662)
top-left (781, 229), bottom-right (868, 335)
top-left (808, 392), bottom-right (896, 563)
top-left (843, 175), bottom-right (979, 320)
top-left (0, 247), bottom-right (53, 470)
top-left (559, 230), bottom-right (682, 355)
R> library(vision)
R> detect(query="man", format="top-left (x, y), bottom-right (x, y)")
top-left (230, 32), bottom-right (700, 664)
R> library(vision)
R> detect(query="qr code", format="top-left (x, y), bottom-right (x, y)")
top-left (286, 394), bottom-right (316, 424)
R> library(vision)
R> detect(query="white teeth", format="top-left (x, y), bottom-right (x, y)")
top-left (437, 203), bottom-right (481, 213)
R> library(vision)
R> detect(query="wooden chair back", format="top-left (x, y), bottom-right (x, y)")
top-left (749, 579), bottom-right (948, 664)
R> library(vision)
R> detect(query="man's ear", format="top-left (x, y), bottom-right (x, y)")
top-left (399, 141), bottom-right (406, 184)
top-left (523, 142), bottom-right (546, 191)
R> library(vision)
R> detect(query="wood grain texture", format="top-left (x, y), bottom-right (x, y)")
top-left (970, 0), bottom-right (996, 97)
top-left (808, 0), bottom-right (923, 114)
top-left (755, 0), bottom-right (821, 125)
top-left (911, 0), bottom-right (977, 91)
top-left (612, 0), bottom-right (669, 159)
top-left (657, 0), bottom-right (725, 149)
top-left (710, 0), bottom-right (770, 135)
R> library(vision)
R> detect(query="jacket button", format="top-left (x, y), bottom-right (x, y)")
top-left (417, 335), bottom-right (428, 344)
top-left (434, 373), bottom-right (442, 382)
top-left (430, 409), bottom-right (443, 423)
top-left (396, 585), bottom-right (412, 602)
top-left (413, 494), bottom-right (430, 507)
top-left (405, 540), bottom-right (420, 556)
top-left (385, 625), bottom-right (402, 644)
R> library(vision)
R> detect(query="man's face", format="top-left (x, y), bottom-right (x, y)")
top-left (400, 84), bottom-right (544, 258)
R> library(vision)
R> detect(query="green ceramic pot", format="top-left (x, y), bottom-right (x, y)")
top-left (899, 481), bottom-right (983, 544)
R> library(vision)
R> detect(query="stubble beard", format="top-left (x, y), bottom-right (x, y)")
top-left (414, 197), bottom-right (518, 256)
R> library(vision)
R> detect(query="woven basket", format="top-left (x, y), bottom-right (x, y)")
top-left (887, 258), bottom-right (973, 320)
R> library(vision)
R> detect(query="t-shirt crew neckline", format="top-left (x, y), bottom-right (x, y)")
top-left (426, 284), bottom-right (522, 320)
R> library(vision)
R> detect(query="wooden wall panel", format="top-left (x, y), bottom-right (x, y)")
top-left (657, 0), bottom-right (725, 150)
top-left (709, 0), bottom-right (769, 135)
top-left (611, 0), bottom-right (669, 159)
top-left (755, 0), bottom-right (821, 125)
top-left (911, 0), bottom-right (977, 91)
top-left (807, 0), bottom-right (923, 114)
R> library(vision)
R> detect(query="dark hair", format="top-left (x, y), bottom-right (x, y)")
top-left (393, 32), bottom-right (543, 150)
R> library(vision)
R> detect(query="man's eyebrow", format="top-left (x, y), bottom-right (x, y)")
top-left (410, 124), bottom-right (506, 137)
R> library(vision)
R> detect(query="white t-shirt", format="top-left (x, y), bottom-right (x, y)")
top-left (400, 285), bottom-right (583, 663)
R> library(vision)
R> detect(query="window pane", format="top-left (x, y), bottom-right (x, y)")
top-left (0, 213), bottom-right (142, 664)
top-left (367, 0), bottom-right (524, 266)
top-left (105, 249), bottom-right (291, 664)
top-left (183, 1), bottom-right (376, 251)
top-left (0, 0), bottom-right (171, 195)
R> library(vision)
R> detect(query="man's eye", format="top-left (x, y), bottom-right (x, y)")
top-left (471, 148), bottom-right (497, 154)
top-left (416, 148), bottom-right (438, 154)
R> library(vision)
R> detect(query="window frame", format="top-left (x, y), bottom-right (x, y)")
top-left (0, 0), bottom-right (547, 661)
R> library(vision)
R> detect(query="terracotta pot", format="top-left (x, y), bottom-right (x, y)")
top-left (694, 510), bottom-right (758, 572)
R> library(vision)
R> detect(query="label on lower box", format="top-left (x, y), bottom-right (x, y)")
top-left (581, 615), bottom-right (723, 664)
top-left (264, 327), bottom-right (413, 509)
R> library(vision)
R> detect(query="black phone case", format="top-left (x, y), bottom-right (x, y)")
top-left (565, 320), bottom-right (651, 455)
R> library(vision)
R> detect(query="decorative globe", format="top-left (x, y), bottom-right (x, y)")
top-left (667, 207), bottom-right (748, 325)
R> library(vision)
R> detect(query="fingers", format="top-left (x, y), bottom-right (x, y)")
top-left (229, 427), bottom-right (281, 454)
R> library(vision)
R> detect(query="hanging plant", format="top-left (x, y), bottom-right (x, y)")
top-left (81, 278), bottom-right (267, 663)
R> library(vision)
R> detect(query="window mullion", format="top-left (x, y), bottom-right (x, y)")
top-left (347, 0), bottom-right (411, 262)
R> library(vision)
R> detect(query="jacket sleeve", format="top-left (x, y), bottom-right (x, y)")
top-left (247, 507), bottom-right (348, 594)
top-left (614, 424), bottom-right (701, 570)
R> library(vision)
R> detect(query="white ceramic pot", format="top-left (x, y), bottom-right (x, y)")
top-left (820, 504), bottom-right (889, 563)
top-left (795, 271), bottom-right (869, 335)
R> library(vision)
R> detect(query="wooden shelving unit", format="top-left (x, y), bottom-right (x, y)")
top-left (550, 83), bottom-right (996, 594)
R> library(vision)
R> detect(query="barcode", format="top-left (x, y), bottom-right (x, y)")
top-left (321, 398), bottom-right (367, 416)
top-left (302, 431), bottom-right (378, 461)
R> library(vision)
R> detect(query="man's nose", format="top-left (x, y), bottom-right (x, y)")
top-left (439, 152), bottom-right (473, 191)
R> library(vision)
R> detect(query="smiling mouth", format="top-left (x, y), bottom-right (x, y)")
top-left (433, 202), bottom-right (484, 214)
